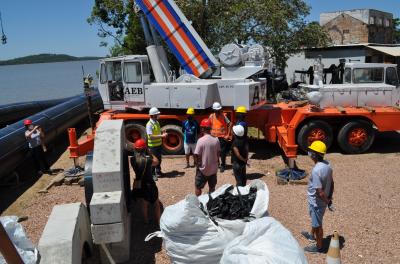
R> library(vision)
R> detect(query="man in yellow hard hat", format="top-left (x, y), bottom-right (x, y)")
top-left (302, 140), bottom-right (335, 253)
top-left (235, 106), bottom-right (248, 138)
top-left (182, 107), bottom-right (200, 168)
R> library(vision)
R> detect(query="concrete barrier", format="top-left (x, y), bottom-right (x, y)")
top-left (38, 203), bottom-right (93, 264)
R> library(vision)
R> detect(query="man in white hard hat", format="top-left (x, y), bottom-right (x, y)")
top-left (231, 125), bottom-right (249, 186)
top-left (209, 102), bottom-right (232, 173)
top-left (146, 107), bottom-right (168, 181)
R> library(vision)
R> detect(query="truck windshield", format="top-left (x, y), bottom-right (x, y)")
top-left (100, 62), bottom-right (122, 83)
top-left (353, 68), bottom-right (384, 84)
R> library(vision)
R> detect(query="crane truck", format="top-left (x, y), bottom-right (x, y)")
top-left (69, 0), bottom-right (400, 170)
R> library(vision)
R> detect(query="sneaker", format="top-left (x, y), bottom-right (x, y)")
top-left (153, 174), bottom-right (158, 181)
top-left (301, 231), bottom-right (316, 242)
top-left (220, 165), bottom-right (225, 173)
top-left (304, 244), bottom-right (323, 254)
top-left (184, 164), bottom-right (190, 169)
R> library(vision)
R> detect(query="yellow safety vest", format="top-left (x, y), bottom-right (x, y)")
top-left (147, 120), bottom-right (162, 147)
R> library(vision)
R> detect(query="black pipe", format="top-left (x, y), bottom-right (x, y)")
top-left (0, 96), bottom-right (76, 128)
top-left (0, 92), bottom-right (103, 181)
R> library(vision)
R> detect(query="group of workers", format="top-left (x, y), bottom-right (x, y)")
top-left (130, 102), bottom-right (335, 254)
top-left (23, 102), bottom-right (334, 254)
top-left (130, 102), bottom-right (250, 225)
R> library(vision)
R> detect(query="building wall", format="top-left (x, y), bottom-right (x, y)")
top-left (285, 48), bottom-right (367, 84)
top-left (321, 9), bottom-right (393, 44)
top-left (323, 14), bottom-right (368, 45)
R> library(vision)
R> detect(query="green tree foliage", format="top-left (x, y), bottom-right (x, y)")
top-left (393, 18), bottom-right (400, 44)
top-left (89, 0), bottom-right (330, 68)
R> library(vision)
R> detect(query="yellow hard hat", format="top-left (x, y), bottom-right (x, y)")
top-left (236, 106), bottom-right (247, 114)
top-left (186, 107), bottom-right (195, 115)
top-left (308, 140), bottom-right (327, 155)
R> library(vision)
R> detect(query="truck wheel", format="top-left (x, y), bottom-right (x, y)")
top-left (125, 123), bottom-right (146, 146)
top-left (297, 120), bottom-right (333, 152)
top-left (161, 124), bottom-right (184, 155)
top-left (337, 120), bottom-right (375, 154)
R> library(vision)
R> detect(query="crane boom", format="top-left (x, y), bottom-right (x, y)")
top-left (135, 0), bottom-right (218, 77)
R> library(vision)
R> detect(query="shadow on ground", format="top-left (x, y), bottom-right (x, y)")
top-left (122, 200), bottom-right (163, 264)
top-left (0, 120), bottom-right (90, 214)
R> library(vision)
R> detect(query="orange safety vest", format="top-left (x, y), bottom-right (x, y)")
top-left (210, 113), bottom-right (228, 138)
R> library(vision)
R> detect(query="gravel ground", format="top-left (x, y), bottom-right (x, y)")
top-left (2, 138), bottom-right (400, 263)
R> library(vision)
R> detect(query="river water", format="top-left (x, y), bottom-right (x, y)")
top-left (0, 60), bottom-right (99, 105)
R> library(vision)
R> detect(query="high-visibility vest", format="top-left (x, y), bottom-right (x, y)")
top-left (147, 120), bottom-right (162, 147)
top-left (210, 113), bottom-right (228, 138)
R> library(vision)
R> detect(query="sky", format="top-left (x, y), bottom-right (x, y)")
top-left (0, 1), bottom-right (400, 60)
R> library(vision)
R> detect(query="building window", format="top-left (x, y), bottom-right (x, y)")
top-left (370, 16), bottom-right (375, 24)
top-left (343, 29), bottom-right (350, 34)
top-left (384, 18), bottom-right (390, 27)
top-left (377, 18), bottom-right (383, 26)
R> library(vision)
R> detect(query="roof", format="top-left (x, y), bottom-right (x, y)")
top-left (366, 46), bottom-right (400, 57)
top-left (100, 55), bottom-right (148, 62)
top-left (345, 62), bottom-right (397, 68)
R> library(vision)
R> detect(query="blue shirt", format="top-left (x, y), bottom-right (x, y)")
top-left (307, 161), bottom-right (333, 207)
top-left (182, 119), bottom-right (199, 144)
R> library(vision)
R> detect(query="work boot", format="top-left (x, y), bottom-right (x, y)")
top-left (304, 244), bottom-right (323, 254)
top-left (153, 174), bottom-right (158, 181)
top-left (301, 231), bottom-right (316, 242)
top-left (220, 165), bottom-right (225, 173)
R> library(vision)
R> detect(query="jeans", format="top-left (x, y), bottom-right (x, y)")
top-left (30, 146), bottom-right (49, 172)
top-left (149, 146), bottom-right (162, 175)
top-left (218, 138), bottom-right (231, 167)
top-left (233, 162), bottom-right (247, 186)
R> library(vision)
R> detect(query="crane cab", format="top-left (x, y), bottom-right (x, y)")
top-left (98, 55), bottom-right (151, 110)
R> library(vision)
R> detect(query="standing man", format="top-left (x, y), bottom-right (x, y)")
top-left (182, 107), bottom-right (200, 168)
top-left (231, 125), bottom-right (249, 187)
top-left (24, 119), bottom-right (50, 175)
top-left (130, 139), bottom-right (161, 225)
top-left (146, 107), bottom-right (167, 181)
top-left (194, 119), bottom-right (220, 196)
top-left (235, 106), bottom-right (248, 138)
top-left (209, 102), bottom-right (232, 173)
top-left (302, 140), bottom-right (334, 253)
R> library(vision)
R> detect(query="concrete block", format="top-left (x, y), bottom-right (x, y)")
top-left (38, 203), bottom-right (93, 264)
top-left (99, 213), bottom-right (132, 264)
top-left (90, 191), bottom-right (126, 225)
top-left (91, 222), bottom-right (125, 244)
top-left (92, 120), bottom-right (125, 193)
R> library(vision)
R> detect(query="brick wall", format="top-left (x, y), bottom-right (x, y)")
top-left (323, 13), bottom-right (369, 45)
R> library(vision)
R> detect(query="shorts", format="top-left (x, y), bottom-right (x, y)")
top-left (184, 142), bottom-right (196, 155)
top-left (308, 203), bottom-right (326, 228)
top-left (132, 181), bottom-right (159, 204)
top-left (195, 169), bottom-right (217, 190)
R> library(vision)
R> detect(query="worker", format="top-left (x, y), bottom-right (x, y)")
top-left (130, 138), bottom-right (161, 225)
top-left (231, 125), bottom-right (249, 187)
top-left (24, 119), bottom-right (50, 175)
top-left (194, 119), bottom-right (220, 196)
top-left (209, 102), bottom-right (232, 173)
top-left (146, 107), bottom-right (168, 181)
top-left (182, 107), bottom-right (200, 168)
top-left (235, 106), bottom-right (248, 138)
top-left (301, 140), bottom-right (335, 253)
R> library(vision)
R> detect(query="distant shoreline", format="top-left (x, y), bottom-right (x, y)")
top-left (0, 53), bottom-right (104, 66)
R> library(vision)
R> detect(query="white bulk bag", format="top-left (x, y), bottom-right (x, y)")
top-left (220, 217), bottom-right (308, 264)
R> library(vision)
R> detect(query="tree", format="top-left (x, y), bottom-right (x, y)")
top-left (88, 0), bottom-right (330, 68)
top-left (393, 18), bottom-right (400, 44)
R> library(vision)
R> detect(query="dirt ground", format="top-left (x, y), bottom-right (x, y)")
top-left (2, 132), bottom-right (400, 264)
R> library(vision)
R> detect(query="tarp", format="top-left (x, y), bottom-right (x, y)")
top-left (136, 0), bottom-right (218, 77)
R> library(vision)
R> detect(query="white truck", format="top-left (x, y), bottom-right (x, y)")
top-left (98, 0), bottom-right (269, 112)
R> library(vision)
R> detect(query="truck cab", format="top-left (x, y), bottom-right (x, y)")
top-left (342, 63), bottom-right (399, 86)
top-left (99, 55), bottom-right (151, 110)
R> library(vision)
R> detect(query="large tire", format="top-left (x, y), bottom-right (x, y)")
top-left (297, 120), bottom-right (333, 152)
top-left (161, 124), bottom-right (184, 155)
top-left (337, 120), bottom-right (375, 154)
top-left (125, 123), bottom-right (146, 146)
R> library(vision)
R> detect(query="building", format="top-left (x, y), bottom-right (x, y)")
top-left (320, 9), bottom-right (393, 45)
top-left (285, 44), bottom-right (400, 85)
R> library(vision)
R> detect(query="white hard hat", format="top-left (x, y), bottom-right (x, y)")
top-left (212, 102), bottom-right (222, 110)
top-left (149, 107), bottom-right (160, 115)
top-left (233, 125), bottom-right (245, 137)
